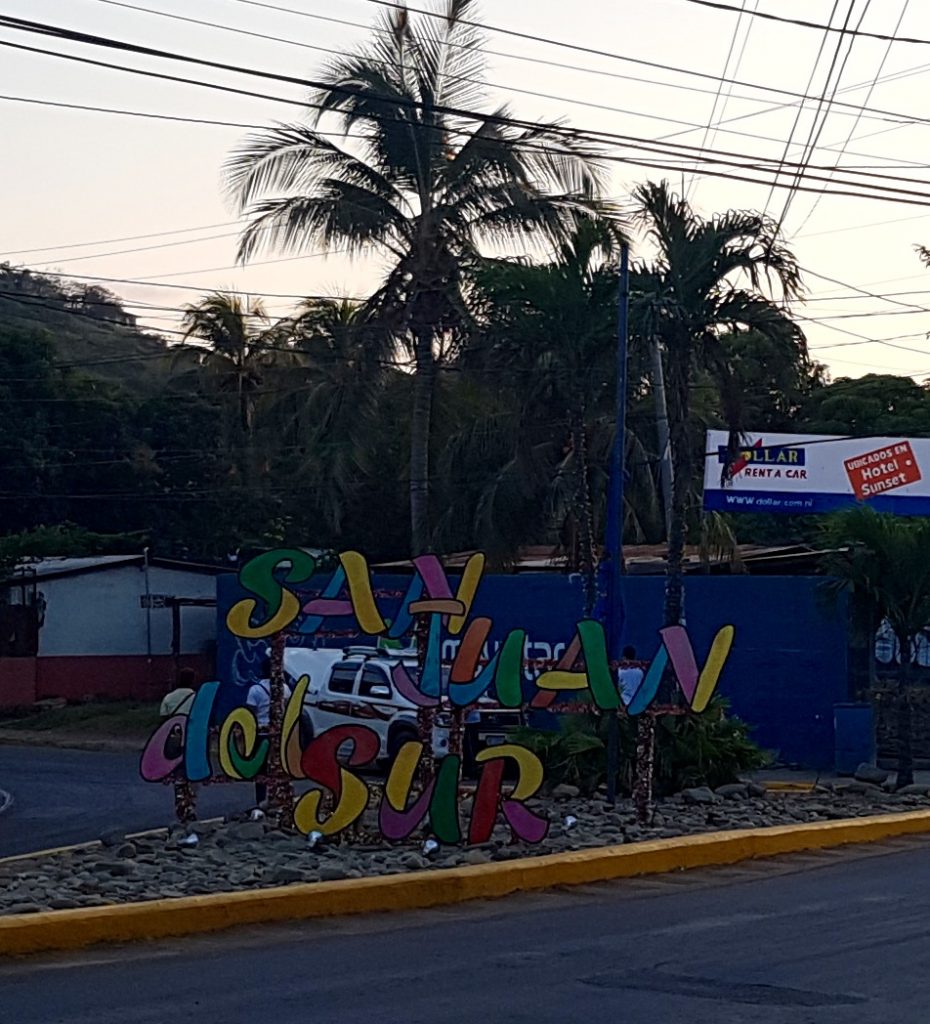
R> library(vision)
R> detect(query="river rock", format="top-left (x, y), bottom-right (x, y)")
top-left (682, 786), bottom-right (718, 805)
top-left (715, 783), bottom-right (749, 800)
top-left (48, 897), bottom-right (82, 910)
top-left (551, 784), bottom-right (581, 800)
top-left (98, 828), bottom-right (125, 849)
top-left (854, 763), bottom-right (889, 785)
top-left (229, 822), bottom-right (265, 841)
top-left (268, 866), bottom-right (304, 885)
top-left (319, 864), bottom-right (349, 882)
top-left (399, 853), bottom-right (429, 871)
top-left (897, 783), bottom-right (930, 795)
top-left (845, 780), bottom-right (884, 795)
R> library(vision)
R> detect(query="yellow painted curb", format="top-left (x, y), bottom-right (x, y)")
top-left (3, 809), bottom-right (930, 958)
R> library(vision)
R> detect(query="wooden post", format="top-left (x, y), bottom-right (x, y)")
top-left (415, 613), bottom-right (435, 785)
top-left (632, 712), bottom-right (656, 825)
top-left (173, 779), bottom-right (197, 825)
top-left (267, 631), bottom-right (294, 827)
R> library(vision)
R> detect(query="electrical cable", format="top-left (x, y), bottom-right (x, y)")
top-left (5, 36), bottom-right (930, 216)
top-left (794, 0), bottom-right (908, 235)
top-left (3, 19), bottom-right (930, 208)
top-left (760, 0), bottom-right (841, 219)
top-left (698, 0), bottom-right (759, 186)
top-left (10, 6), bottom-right (930, 134)
top-left (34, 0), bottom-right (930, 160)
top-left (681, 0), bottom-right (930, 46)
top-left (773, 0), bottom-right (864, 235)
top-left (0, 220), bottom-right (241, 259)
top-left (686, 0), bottom-right (748, 199)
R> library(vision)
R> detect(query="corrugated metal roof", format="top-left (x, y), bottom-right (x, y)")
top-left (13, 556), bottom-right (139, 578)
top-left (9, 555), bottom-right (226, 581)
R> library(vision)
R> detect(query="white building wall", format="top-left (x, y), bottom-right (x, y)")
top-left (37, 566), bottom-right (216, 657)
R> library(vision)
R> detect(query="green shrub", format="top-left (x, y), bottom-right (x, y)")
top-left (652, 698), bottom-right (769, 794)
top-left (511, 714), bottom-right (606, 794)
top-left (515, 698), bottom-right (767, 797)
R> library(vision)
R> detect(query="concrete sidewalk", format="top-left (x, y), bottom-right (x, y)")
top-left (750, 766), bottom-right (930, 788)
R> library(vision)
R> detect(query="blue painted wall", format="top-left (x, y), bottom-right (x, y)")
top-left (215, 573), bottom-right (848, 769)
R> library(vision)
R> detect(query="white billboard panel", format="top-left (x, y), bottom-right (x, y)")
top-left (703, 430), bottom-right (930, 515)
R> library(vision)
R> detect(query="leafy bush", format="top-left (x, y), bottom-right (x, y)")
top-left (652, 698), bottom-right (769, 793)
top-left (516, 698), bottom-right (767, 796)
top-left (512, 715), bottom-right (606, 794)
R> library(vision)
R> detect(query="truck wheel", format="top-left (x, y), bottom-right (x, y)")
top-left (387, 726), bottom-right (418, 763)
top-left (299, 714), bottom-right (315, 750)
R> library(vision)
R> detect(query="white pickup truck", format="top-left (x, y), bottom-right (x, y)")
top-left (284, 645), bottom-right (523, 767)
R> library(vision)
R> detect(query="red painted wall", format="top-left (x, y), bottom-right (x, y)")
top-left (0, 654), bottom-right (213, 706)
top-left (0, 658), bottom-right (38, 707)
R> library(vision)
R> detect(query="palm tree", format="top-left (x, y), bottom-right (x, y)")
top-left (632, 181), bottom-right (805, 627)
top-left (224, 0), bottom-right (606, 554)
top-left (822, 507), bottom-right (930, 789)
top-left (454, 219), bottom-right (638, 601)
top-left (272, 298), bottom-right (390, 533)
top-left (178, 292), bottom-right (277, 440)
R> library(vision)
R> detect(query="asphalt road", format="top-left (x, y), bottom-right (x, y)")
top-left (5, 837), bottom-right (930, 1023)
top-left (0, 746), bottom-right (247, 857)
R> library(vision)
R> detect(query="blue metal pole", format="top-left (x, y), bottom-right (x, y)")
top-left (604, 242), bottom-right (630, 805)
top-left (605, 242), bottom-right (631, 658)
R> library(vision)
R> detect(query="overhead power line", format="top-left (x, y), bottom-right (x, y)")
top-left (0, 220), bottom-right (241, 259)
top-left (4, 21), bottom-right (930, 211)
top-left (226, 0), bottom-right (930, 145)
top-left (681, 0), bottom-right (930, 46)
top-left (794, 0), bottom-right (911, 235)
top-left (761, 0), bottom-right (842, 220)
top-left (260, 0), bottom-right (930, 128)
top-left (772, 0), bottom-right (865, 236)
top-left (687, 0), bottom-right (751, 199)
top-left (87, 0), bottom-right (910, 156)
top-left (3, 267), bottom-right (365, 301)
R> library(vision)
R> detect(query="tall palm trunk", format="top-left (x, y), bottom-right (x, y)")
top-left (636, 336), bottom-right (691, 826)
top-left (410, 324), bottom-right (435, 556)
top-left (663, 339), bottom-right (693, 628)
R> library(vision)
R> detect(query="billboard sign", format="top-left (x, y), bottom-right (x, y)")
top-left (703, 430), bottom-right (930, 515)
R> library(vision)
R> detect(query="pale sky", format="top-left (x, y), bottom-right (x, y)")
top-left (1, 0), bottom-right (930, 381)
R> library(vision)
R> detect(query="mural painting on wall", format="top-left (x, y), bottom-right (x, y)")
top-left (141, 549), bottom-right (736, 846)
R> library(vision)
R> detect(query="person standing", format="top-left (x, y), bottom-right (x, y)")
top-left (617, 645), bottom-right (644, 707)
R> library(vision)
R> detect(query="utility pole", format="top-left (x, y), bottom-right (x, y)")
top-left (603, 243), bottom-right (630, 805)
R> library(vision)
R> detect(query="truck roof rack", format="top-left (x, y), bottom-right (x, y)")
top-left (343, 646), bottom-right (380, 658)
top-left (341, 644), bottom-right (418, 661)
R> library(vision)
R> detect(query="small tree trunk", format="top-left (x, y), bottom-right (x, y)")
top-left (896, 633), bottom-right (915, 789)
top-left (410, 326), bottom-right (435, 556)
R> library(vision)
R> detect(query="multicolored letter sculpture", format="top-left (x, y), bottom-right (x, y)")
top-left (142, 549), bottom-right (735, 846)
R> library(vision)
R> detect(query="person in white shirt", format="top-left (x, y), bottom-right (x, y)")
top-left (245, 655), bottom-right (292, 807)
top-left (617, 645), bottom-right (644, 707)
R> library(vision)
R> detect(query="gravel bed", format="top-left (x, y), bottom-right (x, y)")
top-left (2, 781), bottom-right (928, 916)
